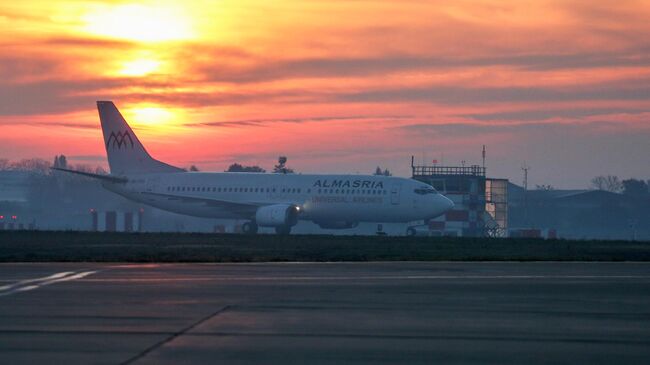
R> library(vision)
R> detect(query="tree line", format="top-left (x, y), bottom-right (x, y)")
top-left (590, 175), bottom-right (650, 196)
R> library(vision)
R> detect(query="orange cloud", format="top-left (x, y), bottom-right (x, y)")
top-left (1, 0), bottom-right (649, 187)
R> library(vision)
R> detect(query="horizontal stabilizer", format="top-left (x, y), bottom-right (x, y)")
top-left (51, 167), bottom-right (128, 183)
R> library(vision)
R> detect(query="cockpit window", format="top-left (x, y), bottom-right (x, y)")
top-left (414, 187), bottom-right (437, 195)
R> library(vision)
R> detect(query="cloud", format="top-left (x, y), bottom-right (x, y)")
top-left (336, 83), bottom-right (650, 104)
top-left (189, 115), bottom-right (415, 128)
top-left (393, 120), bottom-right (642, 138)
top-left (459, 107), bottom-right (650, 122)
top-left (191, 51), bottom-right (650, 84)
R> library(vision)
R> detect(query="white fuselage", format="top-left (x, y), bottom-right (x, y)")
top-left (103, 172), bottom-right (453, 225)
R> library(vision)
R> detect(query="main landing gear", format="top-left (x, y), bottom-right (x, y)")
top-left (406, 227), bottom-right (417, 236)
top-left (241, 222), bottom-right (292, 235)
top-left (241, 221), bottom-right (259, 234)
top-left (275, 225), bottom-right (292, 235)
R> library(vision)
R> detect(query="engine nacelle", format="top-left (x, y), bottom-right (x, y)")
top-left (255, 204), bottom-right (299, 227)
top-left (315, 221), bottom-right (359, 230)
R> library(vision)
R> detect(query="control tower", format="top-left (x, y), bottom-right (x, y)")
top-left (411, 157), bottom-right (508, 237)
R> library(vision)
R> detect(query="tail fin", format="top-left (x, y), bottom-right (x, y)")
top-left (97, 101), bottom-right (184, 175)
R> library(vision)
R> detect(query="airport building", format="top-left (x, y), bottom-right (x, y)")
top-left (90, 209), bottom-right (143, 232)
top-left (411, 158), bottom-right (508, 237)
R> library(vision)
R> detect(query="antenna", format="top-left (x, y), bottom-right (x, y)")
top-left (482, 145), bottom-right (486, 170)
top-left (522, 163), bottom-right (530, 226)
top-left (521, 163), bottom-right (529, 191)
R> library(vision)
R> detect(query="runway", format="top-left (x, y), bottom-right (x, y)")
top-left (1, 262), bottom-right (649, 364)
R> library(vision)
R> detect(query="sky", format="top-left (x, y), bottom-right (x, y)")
top-left (1, 0), bottom-right (649, 188)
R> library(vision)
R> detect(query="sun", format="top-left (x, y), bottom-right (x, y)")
top-left (126, 105), bottom-right (174, 126)
top-left (119, 58), bottom-right (161, 77)
top-left (82, 3), bottom-right (194, 42)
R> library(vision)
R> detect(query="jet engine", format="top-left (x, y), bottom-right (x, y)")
top-left (255, 204), bottom-right (299, 227)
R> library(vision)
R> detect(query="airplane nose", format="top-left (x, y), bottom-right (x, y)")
top-left (442, 195), bottom-right (454, 212)
top-left (430, 194), bottom-right (454, 218)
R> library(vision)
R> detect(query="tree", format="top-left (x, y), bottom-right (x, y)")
top-left (188, 165), bottom-right (200, 172)
top-left (374, 166), bottom-right (392, 176)
top-left (53, 155), bottom-right (67, 169)
top-left (622, 179), bottom-right (649, 196)
top-left (273, 156), bottom-right (294, 174)
top-left (591, 175), bottom-right (622, 193)
top-left (226, 163), bottom-right (266, 173)
top-left (10, 158), bottom-right (50, 174)
top-left (0, 158), bottom-right (9, 170)
top-left (536, 184), bottom-right (554, 191)
top-left (94, 166), bottom-right (108, 175)
top-left (591, 176), bottom-right (606, 190)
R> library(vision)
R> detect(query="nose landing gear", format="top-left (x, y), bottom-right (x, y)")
top-left (241, 221), bottom-right (259, 234)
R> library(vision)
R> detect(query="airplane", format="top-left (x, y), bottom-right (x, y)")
top-left (55, 101), bottom-right (454, 235)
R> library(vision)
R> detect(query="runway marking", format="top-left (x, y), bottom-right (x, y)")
top-left (80, 275), bottom-right (650, 283)
top-left (120, 305), bottom-right (231, 365)
top-left (0, 271), bottom-right (74, 291)
top-left (0, 271), bottom-right (97, 297)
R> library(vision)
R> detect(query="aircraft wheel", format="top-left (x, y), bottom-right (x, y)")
top-left (275, 225), bottom-right (291, 235)
top-left (406, 227), bottom-right (417, 236)
top-left (242, 221), bottom-right (258, 234)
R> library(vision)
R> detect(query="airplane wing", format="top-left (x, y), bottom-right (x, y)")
top-left (139, 191), bottom-right (264, 215)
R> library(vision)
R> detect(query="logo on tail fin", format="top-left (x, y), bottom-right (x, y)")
top-left (106, 131), bottom-right (134, 149)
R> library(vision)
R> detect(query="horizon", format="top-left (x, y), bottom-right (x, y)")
top-left (1, 1), bottom-right (650, 189)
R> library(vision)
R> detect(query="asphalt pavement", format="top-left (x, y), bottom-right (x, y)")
top-left (1, 262), bottom-right (649, 364)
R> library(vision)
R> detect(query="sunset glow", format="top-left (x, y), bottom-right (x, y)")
top-left (1, 1), bottom-right (649, 187)
top-left (82, 4), bottom-right (194, 42)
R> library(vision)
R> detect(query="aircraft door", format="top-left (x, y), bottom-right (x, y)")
top-left (146, 177), bottom-right (160, 193)
top-left (390, 182), bottom-right (401, 205)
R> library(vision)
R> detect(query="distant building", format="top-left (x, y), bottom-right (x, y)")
top-left (411, 159), bottom-right (508, 237)
top-left (0, 171), bottom-right (31, 203)
top-left (508, 184), bottom-right (650, 240)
